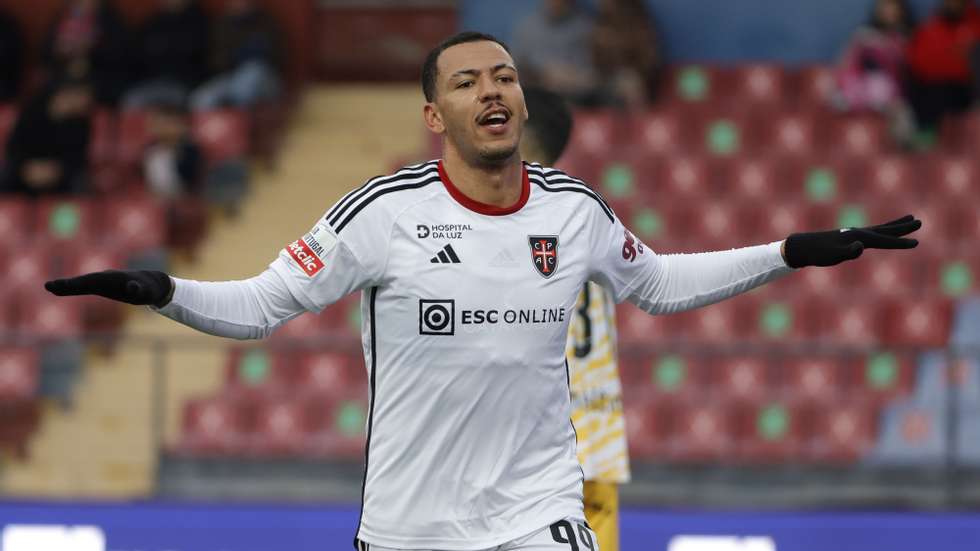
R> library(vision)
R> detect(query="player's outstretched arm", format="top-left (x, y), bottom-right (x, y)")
top-left (44, 268), bottom-right (307, 340)
top-left (782, 214), bottom-right (920, 268)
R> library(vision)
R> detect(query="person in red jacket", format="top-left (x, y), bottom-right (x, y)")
top-left (906, 0), bottom-right (980, 134)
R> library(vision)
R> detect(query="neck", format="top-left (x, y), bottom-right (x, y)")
top-left (441, 144), bottom-right (524, 209)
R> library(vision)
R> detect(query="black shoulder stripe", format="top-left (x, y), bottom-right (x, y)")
top-left (529, 177), bottom-right (615, 223)
top-left (327, 162), bottom-right (438, 226)
top-left (543, 177), bottom-right (613, 209)
top-left (333, 175), bottom-right (442, 233)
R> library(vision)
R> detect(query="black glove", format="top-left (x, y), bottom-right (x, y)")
top-left (783, 214), bottom-right (921, 269)
top-left (45, 270), bottom-right (174, 308)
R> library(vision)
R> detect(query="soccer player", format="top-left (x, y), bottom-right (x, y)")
top-left (519, 86), bottom-right (625, 551)
top-left (46, 32), bottom-right (921, 551)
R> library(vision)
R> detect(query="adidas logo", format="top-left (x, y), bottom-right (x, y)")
top-left (430, 244), bottom-right (461, 264)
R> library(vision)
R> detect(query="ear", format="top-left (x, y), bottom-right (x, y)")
top-left (423, 102), bottom-right (446, 135)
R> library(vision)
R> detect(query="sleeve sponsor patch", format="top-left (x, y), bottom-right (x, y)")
top-left (286, 224), bottom-right (337, 277)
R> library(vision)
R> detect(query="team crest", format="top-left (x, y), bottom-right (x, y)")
top-left (528, 235), bottom-right (559, 278)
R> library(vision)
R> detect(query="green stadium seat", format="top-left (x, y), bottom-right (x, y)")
top-left (736, 397), bottom-right (807, 463)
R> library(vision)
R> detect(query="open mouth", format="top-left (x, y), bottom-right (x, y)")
top-left (477, 107), bottom-right (511, 132)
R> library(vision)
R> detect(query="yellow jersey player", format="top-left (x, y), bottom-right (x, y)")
top-left (519, 86), bottom-right (627, 551)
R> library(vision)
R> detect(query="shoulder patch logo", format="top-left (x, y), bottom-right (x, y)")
top-left (528, 235), bottom-right (559, 278)
top-left (287, 224), bottom-right (336, 276)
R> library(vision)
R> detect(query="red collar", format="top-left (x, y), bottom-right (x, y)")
top-left (437, 160), bottom-right (529, 216)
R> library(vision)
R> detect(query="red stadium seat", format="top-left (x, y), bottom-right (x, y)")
top-left (796, 66), bottom-right (835, 109)
top-left (3, 248), bottom-right (50, 295)
top-left (670, 298), bottom-right (743, 343)
top-left (767, 261), bottom-right (850, 299)
top-left (615, 303), bottom-right (673, 345)
top-left (707, 355), bottom-right (773, 404)
top-left (0, 198), bottom-right (33, 250)
top-left (321, 294), bottom-right (364, 338)
top-left (805, 400), bottom-right (876, 463)
top-left (192, 109), bottom-right (250, 162)
top-left (730, 65), bottom-right (787, 107)
top-left (63, 244), bottom-right (125, 276)
top-left (853, 156), bottom-right (918, 200)
top-left (294, 349), bottom-right (366, 397)
top-left (624, 397), bottom-right (672, 460)
top-left (677, 200), bottom-right (744, 250)
top-left (35, 198), bottom-right (98, 245)
top-left (304, 392), bottom-right (369, 458)
top-left (619, 351), bottom-right (705, 403)
top-left (177, 395), bottom-right (254, 456)
top-left (627, 109), bottom-right (691, 155)
top-left (0, 348), bottom-right (40, 401)
top-left (816, 299), bottom-right (885, 347)
top-left (713, 157), bottom-right (781, 199)
top-left (843, 252), bottom-right (924, 298)
top-left (101, 195), bottom-right (167, 254)
top-left (250, 395), bottom-right (309, 456)
top-left (566, 110), bottom-right (621, 157)
top-left (665, 398), bottom-right (738, 463)
top-left (271, 312), bottom-right (323, 342)
top-left (653, 156), bottom-right (713, 200)
top-left (827, 115), bottom-right (888, 157)
top-left (0, 399), bottom-right (40, 458)
top-left (782, 357), bottom-right (843, 405)
top-left (749, 201), bottom-right (821, 242)
top-left (762, 110), bottom-right (823, 157)
top-left (847, 351), bottom-right (915, 406)
top-left (882, 297), bottom-right (953, 348)
top-left (922, 156), bottom-right (976, 201)
top-left (736, 397), bottom-right (807, 463)
top-left (14, 293), bottom-right (83, 339)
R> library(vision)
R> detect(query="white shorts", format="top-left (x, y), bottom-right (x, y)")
top-left (355, 517), bottom-right (599, 551)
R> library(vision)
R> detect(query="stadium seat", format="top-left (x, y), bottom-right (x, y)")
top-left (805, 400), bottom-right (876, 463)
top-left (320, 294), bottom-right (363, 338)
top-left (177, 395), bottom-right (254, 456)
top-left (224, 347), bottom-right (289, 397)
top-left (619, 351), bottom-right (705, 404)
top-left (923, 254), bottom-right (978, 299)
top-left (706, 354), bottom-right (773, 404)
top-left (843, 253), bottom-right (924, 298)
top-left (35, 198), bottom-right (98, 245)
top-left (852, 156), bottom-right (918, 200)
top-left (671, 200), bottom-right (744, 250)
top-left (698, 110), bottom-right (758, 157)
top-left (730, 64), bottom-right (787, 108)
top-left (14, 293), bottom-right (83, 339)
top-left (270, 312), bottom-right (323, 342)
top-left (653, 155), bottom-right (713, 200)
top-left (0, 198), bottom-right (33, 250)
top-left (826, 115), bottom-right (888, 157)
top-left (817, 299), bottom-right (885, 347)
top-left (736, 397), bottom-right (807, 463)
top-left (796, 65), bottom-right (835, 109)
top-left (670, 298), bottom-right (743, 343)
top-left (303, 391), bottom-right (369, 459)
top-left (624, 397), bottom-right (671, 460)
top-left (741, 295), bottom-right (823, 343)
top-left (250, 395), bottom-right (309, 457)
top-left (949, 205), bottom-right (980, 254)
top-left (0, 399), bottom-right (40, 458)
top-left (62, 244), bottom-right (125, 276)
top-left (767, 260), bottom-right (849, 298)
top-left (762, 110), bottom-right (823, 157)
top-left (712, 157), bottom-right (780, 199)
top-left (3, 248), bottom-right (50, 295)
top-left (665, 398), bottom-right (738, 463)
top-left (0, 347), bottom-right (40, 401)
top-left (747, 201), bottom-right (825, 242)
top-left (192, 109), bottom-right (251, 163)
top-left (88, 108), bottom-right (117, 165)
top-left (566, 110), bottom-right (621, 157)
top-left (627, 109), bottom-right (691, 155)
top-left (882, 297), bottom-right (953, 348)
top-left (869, 399), bottom-right (946, 466)
top-left (922, 155), bottom-right (976, 201)
top-left (849, 351), bottom-right (915, 406)
top-left (665, 65), bottom-right (723, 104)
top-left (615, 303), bottom-right (673, 345)
top-left (101, 195), bottom-right (167, 254)
top-left (782, 357), bottom-right (843, 405)
top-left (294, 349), bottom-right (366, 397)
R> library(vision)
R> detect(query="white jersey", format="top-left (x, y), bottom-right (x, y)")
top-left (156, 159), bottom-right (793, 550)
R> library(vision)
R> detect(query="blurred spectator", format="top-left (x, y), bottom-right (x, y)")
top-left (0, 9), bottom-right (24, 101)
top-left (142, 100), bottom-right (203, 199)
top-left (190, 0), bottom-right (282, 111)
top-left (1, 77), bottom-right (92, 196)
top-left (592, 0), bottom-right (663, 109)
top-left (512, 0), bottom-right (600, 106)
top-left (833, 0), bottom-right (914, 112)
top-left (123, 0), bottom-right (210, 110)
top-left (906, 0), bottom-right (980, 135)
top-left (42, 0), bottom-right (131, 106)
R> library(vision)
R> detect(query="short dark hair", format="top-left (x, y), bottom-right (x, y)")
top-left (421, 31), bottom-right (512, 102)
top-left (522, 86), bottom-right (573, 165)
